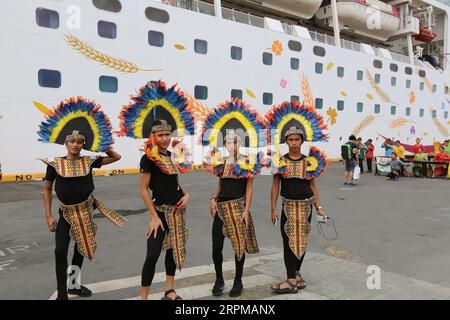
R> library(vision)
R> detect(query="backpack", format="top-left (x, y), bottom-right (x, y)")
top-left (341, 143), bottom-right (353, 160)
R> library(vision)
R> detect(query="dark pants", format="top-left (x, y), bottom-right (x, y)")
top-left (281, 208), bottom-right (312, 279)
top-left (358, 158), bottom-right (365, 173)
top-left (55, 212), bottom-right (84, 295)
top-left (141, 211), bottom-right (176, 287)
top-left (212, 214), bottom-right (245, 282)
top-left (387, 170), bottom-right (401, 179)
top-left (366, 158), bottom-right (373, 172)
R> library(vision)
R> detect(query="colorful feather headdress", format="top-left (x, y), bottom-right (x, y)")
top-left (265, 100), bottom-right (328, 146)
top-left (118, 80), bottom-right (195, 139)
top-left (36, 97), bottom-right (114, 152)
top-left (200, 98), bottom-right (267, 178)
top-left (265, 100), bottom-right (329, 178)
top-left (200, 98), bottom-right (268, 149)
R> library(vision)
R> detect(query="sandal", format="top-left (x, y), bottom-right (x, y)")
top-left (270, 280), bottom-right (298, 294)
top-left (296, 272), bottom-right (306, 290)
top-left (161, 289), bottom-right (183, 300)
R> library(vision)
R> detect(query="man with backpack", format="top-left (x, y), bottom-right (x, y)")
top-left (342, 135), bottom-right (358, 186)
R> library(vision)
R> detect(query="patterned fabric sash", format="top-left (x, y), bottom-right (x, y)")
top-left (40, 157), bottom-right (97, 178)
top-left (282, 197), bottom-right (314, 259)
top-left (216, 197), bottom-right (259, 261)
top-left (59, 195), bottom-right (127, 260)
top-left (154, 204), bottom-right (189, 270)
top-left (283, 158), bottom-right (307, 179)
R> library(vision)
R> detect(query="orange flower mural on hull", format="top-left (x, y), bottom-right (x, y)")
top-left (268, 40), bottom-right (283, 56)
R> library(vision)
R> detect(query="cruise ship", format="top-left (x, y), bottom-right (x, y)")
top-left (1, 0), bottom-right (450, 180)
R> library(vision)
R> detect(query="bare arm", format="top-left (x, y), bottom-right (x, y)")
top-left (271, 175), bottom-right (280, 212)
top-left (310, 178), bottom-right (326, 217)
top-left (211, 181), bottom-right (221, 199)
top-left (43, 180), bottom-right (54, 218)
top-left (270, 175), bottom-right (281, 224)
top-left (209, 180), bottom-right (221, 217)
top-left (101, 149), bottom-right (122, 166)
top-left (139, 172), bottom-right (158, 219)
top-left (243, 177), bottom-right (253, 213)
top-left (310, 178), bottom-right (321, 208)
top-left (43, 179), bottom-right (56, 231)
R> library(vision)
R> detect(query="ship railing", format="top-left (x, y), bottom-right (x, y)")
top-left (168, 0), bottom-right (425, 67)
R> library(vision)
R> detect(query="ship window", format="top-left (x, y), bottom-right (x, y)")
top-left (291, 96), bottom-right (300, 102)
top-left (231, 89), bottom-right (243, 100)
top-left (445, 86), bottom-right (449, 94)
top-left (373, 60), bottom-right (382, 69)
top-left (432, 84), bottom-right (436, 93)
top-left (418, 70), bottom-right (426, 78)
top-left (99, 76), bottom-right (118, 93)
top-left (315, 98), bottom-right (323, 109)
top-left (406, 79), bottom-right (411, 89)
top-left (263, 93), bottom-right (273, 105)
top-left (315, 63), bottom-right (323, 74)
top-left (337, 100), bottom-right (344, 111)
top-left (374, 74), bottom-right (381, 84)
top-left (432, 110), bottom-right (437, 118)
top-left (419, 82), bottom-right (424, 91)
top-left (374, 104), bottom-right (381, 114)
top-left (231, 46), bottom-right (242, 60)
top-left (391, 106), bottom-right (396, 115)
top-left (405, 67), bottom-right (413, 75)
top-left (357, 70), bottom-right (363, 81)
top-left (290, 58), bottom-right (299, 70)
top-left (357, 102), bottom-right (363, 113)
top-left (390, 63), bottom-right (398, 72)
top-left (194, 39), bottom-right (207, 55)
top-left (195, 86), bottom-right (208, 100)
top-left (148, 30), bottom-right (164, 47)
top-left (145, 7), bottom-right (170, 23)
top-left (288, 40), bottom-right (302, 52)
top-left (92, 0), bottom-right (122, 13)
top-left (98, 20), bottom-right (117, 39)
top-left (444, 111), bottom-right (448, 119)
top-left (406, 107), bottom-right (411, 117)
top-left (263, 52), bottom-right (273, 65)
top-left (391, 77), bottom-right (396, 86)
top-left (38, 69), bottom-right (61, 88)
top-left (36, 8), bottom-right (59, 29)
top-left (337, 67), bottom-right (344, 78)
top-left (313, 46), bottom-right (326, 57)
top-left (419, 108), bottom-right (424, 117)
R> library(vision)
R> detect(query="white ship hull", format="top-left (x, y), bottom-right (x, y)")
top-left (0, 0), bottom-right (449, 179)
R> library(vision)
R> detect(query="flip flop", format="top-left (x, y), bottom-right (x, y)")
top-left (271, 280), bottom-right (298, 294)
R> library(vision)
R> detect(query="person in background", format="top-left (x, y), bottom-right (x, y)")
top-left (444, 140), bottom-right (450, 156)
top-left (342, 135), bottom-right (358, 186)
top-left (413, 138), bottom-right (424, 155)
top-left (412, 147), bottom-right (428, 178)
top-left (386, 153), bottom-right (407, 181)
top-left (381, 139), bottom-right (394, 157)
top-left (365, 139), bottom-right (375, 173)
top-left (433, 146), bottom-right (450, 177)
top-left (393, 140), bottom-right (406, 161)
top-left (357, 138), bottom-right (368, 174)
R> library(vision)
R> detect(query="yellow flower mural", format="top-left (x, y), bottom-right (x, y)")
top-left (326, 107), bottom-right (338, 125)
